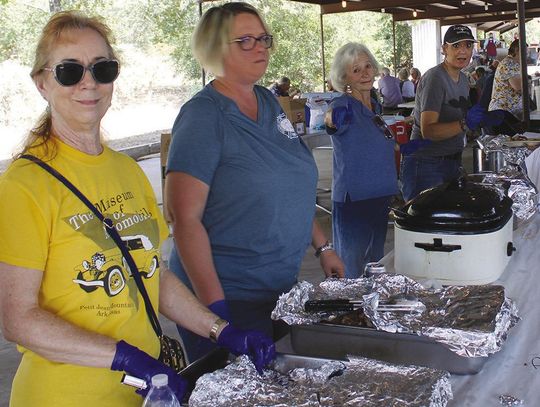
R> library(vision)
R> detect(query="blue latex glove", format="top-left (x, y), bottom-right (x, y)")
top-left (208, 299), bottom-right (231, 322)
top-left (465, 104), bottom-right (486, 130)
top-left (400, 139), bottom-right (432, 156)
top-left (111, 340), bottom-right (188, 400)
top-left (331, 103), bottom-right (353, 129)
top-left (217, 325), bottom-right (276, 374)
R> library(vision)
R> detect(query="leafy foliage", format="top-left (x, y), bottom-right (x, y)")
top-left (6, 0), bottom-right (537, 96)
top-left (324, 11), bottom-right (412, 74)
top-left (0, 2), bottom-right (49, 63)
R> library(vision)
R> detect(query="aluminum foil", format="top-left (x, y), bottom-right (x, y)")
top-left (189, 354), bottom-right (453, 407)
top-left (469, 170), bottom-right (538, 222)
top-left (273, 274), bottom-right (519, 358)
top-left (366, 277), bottom-right (520, 357)
top-left (271, 278), bottom-right (373, 325)
top-left (477, 134), bottom-right (529, 168)
top-left (476, 135), bottom-right (539, 221)
top-left (499, 394), bottom-right (524, 406)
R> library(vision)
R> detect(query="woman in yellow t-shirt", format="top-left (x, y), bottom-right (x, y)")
top-left (0, 11), bottom-right (274, 407)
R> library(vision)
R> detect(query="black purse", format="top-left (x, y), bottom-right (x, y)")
top-left (21, 154), bottom-right (187, 372)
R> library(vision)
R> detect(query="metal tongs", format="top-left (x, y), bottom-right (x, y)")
top-left (304, 297), bottom-right (426, 313)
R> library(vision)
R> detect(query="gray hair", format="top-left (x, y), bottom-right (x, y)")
top-left (191, 2), bottom-right (271, 77)
top-left (381, 67), bottom-right (391, 76)
top-left (398, 68), bottom-right (409, 81)
top-left (329, 43), bottom-right (380, 93)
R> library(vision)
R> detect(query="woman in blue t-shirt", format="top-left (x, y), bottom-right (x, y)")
top-left (325, 42), bottom-right (398, 278)
top-left (165, 2), bottom-right (344, 363)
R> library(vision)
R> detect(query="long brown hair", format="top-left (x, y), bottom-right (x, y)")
top-left (18, 11), bottom-right (117, 160)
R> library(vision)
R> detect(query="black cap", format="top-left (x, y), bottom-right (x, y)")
top-left (443, 25), bottom-right (477, 45)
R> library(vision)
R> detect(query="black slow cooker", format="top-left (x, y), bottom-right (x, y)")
top-left (395, 177), bottom-right (514, 235)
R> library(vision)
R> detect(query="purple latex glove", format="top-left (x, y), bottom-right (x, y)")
top-left (465, 104), bottom-right (486, 130)
top-left (400, 139), bottom-right (432, 156)
top-left (208, 299), bottom-right (231, 322)
top-left (111, 340), bottom-right (187, 400)
top-left (331, 103), bottom-right (353, 129)
top-left (217, 325), bottom-right (276, 374)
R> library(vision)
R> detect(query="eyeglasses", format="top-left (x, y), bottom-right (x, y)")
top-left (43, 59), bottom-right (119, 87)
top-left (372, 115), bottom-right (395, 140)
top-left (230, 34), bottom-right (273, 51)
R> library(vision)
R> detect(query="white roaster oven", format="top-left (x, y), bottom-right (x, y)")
top-left (394, 177), bottom-right (515, 285)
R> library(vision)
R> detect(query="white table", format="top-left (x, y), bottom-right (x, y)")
top-left (397, 101), bottom-right (416, 110)
top-left (379, 216), bottom-right (540, 405)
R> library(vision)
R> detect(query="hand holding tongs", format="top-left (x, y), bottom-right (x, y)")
top-left (304, 297), bottom-right (426, 313)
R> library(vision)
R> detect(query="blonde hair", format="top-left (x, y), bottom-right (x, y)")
top-left (191, 2), bottom-right (271, 77)
top-left (19, 11), bottom-right (117, 160)
top-left (329, 43), bottom-right (380, 93)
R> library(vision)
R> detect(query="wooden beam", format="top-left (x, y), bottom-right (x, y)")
top-left (479, 21), bottom-right (506, 32)
top-left (499, 25), bottom-right (516, 35)
top-left (320, 0), bottom-right (436, 15)
top-left (438, 13), bottom-right (540, 26)
top-left (393, 3), bottom-right (540, 21)
top-left (517, 0), bottom-right (530, 128)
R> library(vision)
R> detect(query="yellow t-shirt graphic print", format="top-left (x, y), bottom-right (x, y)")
top-left (0, 139), bottom-right (169, 407)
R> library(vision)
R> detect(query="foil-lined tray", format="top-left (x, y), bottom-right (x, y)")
top-left (188, 353), bottom-right (453, 406)
top-left (272, 274), bottom-right (519, 372)
top-left (475, 134), bottom-right (539, 222)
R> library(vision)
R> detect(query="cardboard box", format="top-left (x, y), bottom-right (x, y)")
top-left (278, 96), bottom-right (307, 124)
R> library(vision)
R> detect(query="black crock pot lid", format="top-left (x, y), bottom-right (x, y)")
top-left (395, 177), bottom-right (513, 233)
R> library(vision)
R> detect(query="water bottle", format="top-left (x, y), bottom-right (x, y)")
top-left (142, 374), bottom-right (181, 407)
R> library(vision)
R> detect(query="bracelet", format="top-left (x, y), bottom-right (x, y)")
top-left (315, 241), bottom-right (334, 258)
top-left (209, 318), bottom-right (229, 343)
top-left (459, 118), bottom-right (468, 132)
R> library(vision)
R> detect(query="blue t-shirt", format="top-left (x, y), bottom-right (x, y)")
top-left (328, 94), bottom-right (398, 202)
top-left (166, 83), bottom-right (318, 301)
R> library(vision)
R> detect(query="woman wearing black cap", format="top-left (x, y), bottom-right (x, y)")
top-left (400, 24), bottom-right (501, 202)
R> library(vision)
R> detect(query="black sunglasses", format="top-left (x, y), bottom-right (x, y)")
top-left (44, 59), bottom-right (119, 87)
top-left (372, 115), bottom-right (395, 140)
top-left (230, 34), bottom-right (273, 51)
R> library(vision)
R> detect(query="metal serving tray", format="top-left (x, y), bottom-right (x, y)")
top-left (290, 323), bottom-right (488, 375)
top-left (273, 352), bottom-right (340, 373)
top-left (180, 351), bottom-right (337, 406)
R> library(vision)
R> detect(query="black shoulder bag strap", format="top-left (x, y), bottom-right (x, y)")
top-left (20, 154), bottom-right (163, 337)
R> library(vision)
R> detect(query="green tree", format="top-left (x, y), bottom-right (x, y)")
top-left (0, 2), bottom-right (49, 63)
top-left (0, 0), bottom-right (110, 64)
top-left (150, 0), bottom-right (330, 91)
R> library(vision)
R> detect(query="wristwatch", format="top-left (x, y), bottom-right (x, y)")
top-left (209, 318), bottom-right (229, 343)
top-left (315, 241), bottom-right (334, 258)
top-left (459, 118), bottom-right (469, 132)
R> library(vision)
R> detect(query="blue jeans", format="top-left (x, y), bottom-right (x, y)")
top-left (400, 155), bottom-right (463, 202)
top-left (176, 299), bottom-right (289, 364)
top-left (332, 195), bottom-right (392, 278)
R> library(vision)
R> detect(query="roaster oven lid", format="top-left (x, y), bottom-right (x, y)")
top-left (394, 177), bottom-right (513, 233)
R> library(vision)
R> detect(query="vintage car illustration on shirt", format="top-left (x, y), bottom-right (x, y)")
top-left (72, 234), bottom-right (159, 297)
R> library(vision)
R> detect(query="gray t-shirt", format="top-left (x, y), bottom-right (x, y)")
top-left (411, 63), bottom-right (469, 157)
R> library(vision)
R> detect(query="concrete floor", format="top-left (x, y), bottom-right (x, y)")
top-left (0, 143), bottom-right (472, 405)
